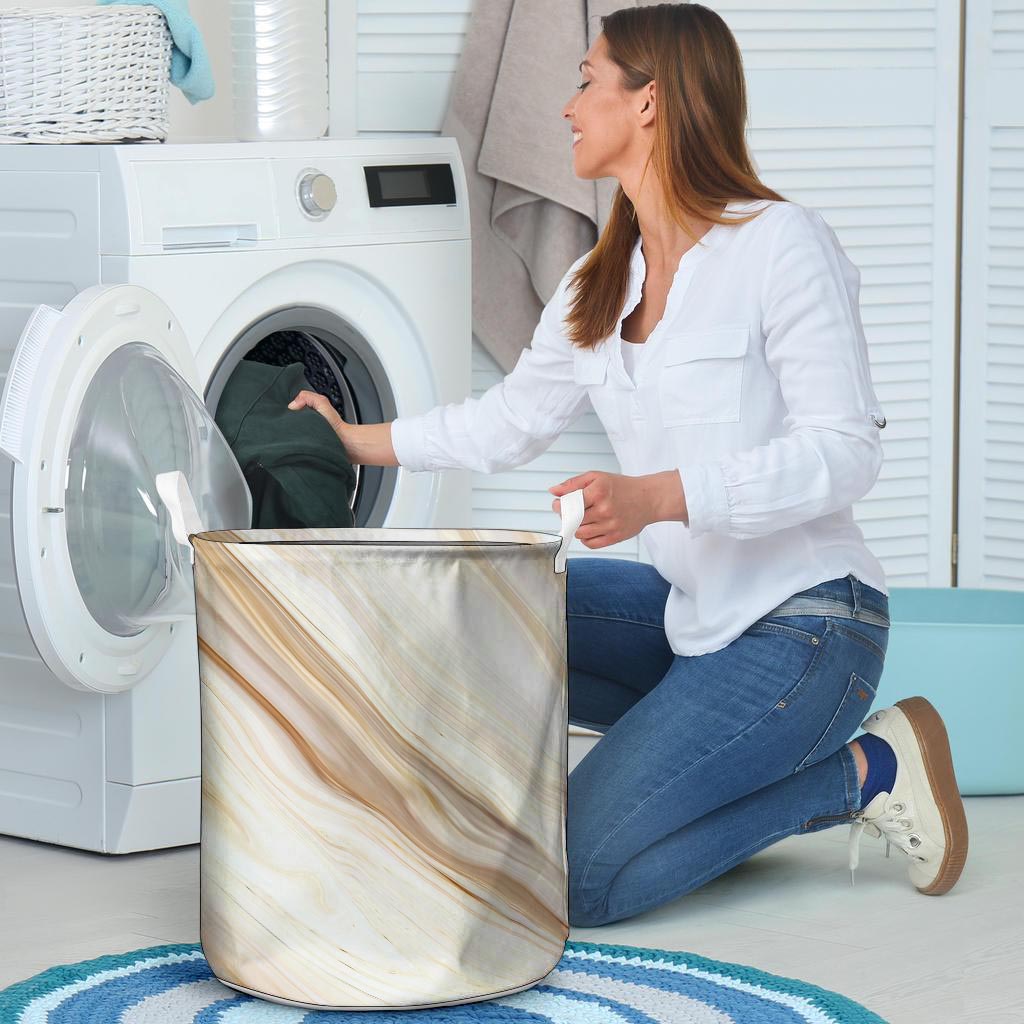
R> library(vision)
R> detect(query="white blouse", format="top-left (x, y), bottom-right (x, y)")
top-left (390, 199), bottom-right (889, 656)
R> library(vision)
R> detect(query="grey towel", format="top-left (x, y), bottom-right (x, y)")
top-left (442, 0), bottom-right (651, 373)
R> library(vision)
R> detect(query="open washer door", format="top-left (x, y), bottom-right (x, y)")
top-left (0, 285), bottom-right (251, 695)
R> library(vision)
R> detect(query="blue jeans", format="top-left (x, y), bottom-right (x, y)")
top-left (565, 559), bottom-right (890, 928)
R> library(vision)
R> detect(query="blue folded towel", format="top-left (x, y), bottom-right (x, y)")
top-left (97, 0), bottom-right (214, 104)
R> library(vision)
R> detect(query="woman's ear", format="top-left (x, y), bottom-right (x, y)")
top-left (639, 81), bottom-right (656, 124)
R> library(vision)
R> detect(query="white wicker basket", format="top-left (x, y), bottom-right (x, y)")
top-left (0, 6), bottom-right (172, 144)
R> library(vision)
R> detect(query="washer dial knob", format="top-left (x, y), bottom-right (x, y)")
top-left (299, 172), bottom-right (337, 217)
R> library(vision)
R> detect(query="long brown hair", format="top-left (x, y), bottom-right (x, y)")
top-left (565, 3), bottom-right (786, 349)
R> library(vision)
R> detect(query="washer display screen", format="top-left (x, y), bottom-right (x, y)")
top-left (364, 163), bottom-right (456, 207)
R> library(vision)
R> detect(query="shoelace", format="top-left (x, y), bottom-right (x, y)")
top-left (847, 798), bottom-right (927, 885)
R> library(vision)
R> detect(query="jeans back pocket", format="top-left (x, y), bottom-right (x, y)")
top-left (796, 670), bottom-right (878, 773)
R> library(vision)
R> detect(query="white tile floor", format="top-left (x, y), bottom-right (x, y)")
top-left (1, 734), bottom-right (1021, 1023)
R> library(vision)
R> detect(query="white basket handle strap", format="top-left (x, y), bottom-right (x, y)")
top-left (554, 488), bottom-right (585, 574)
top-left (155, 470), bottom-right (204, 565)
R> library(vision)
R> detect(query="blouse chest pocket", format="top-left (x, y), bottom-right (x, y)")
top-left (572, 345), bottom-right (624, 439)
top-left (658, 325), bottom-right (749, 427)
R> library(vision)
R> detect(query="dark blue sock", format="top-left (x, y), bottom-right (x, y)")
top-left (856, 732), bottom-right (898, 809)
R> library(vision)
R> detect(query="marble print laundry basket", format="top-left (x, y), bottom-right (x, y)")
top-left (181, 484), bottom-right (587, 1012)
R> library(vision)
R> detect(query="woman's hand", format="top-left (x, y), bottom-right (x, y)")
top-left (548, 470), bottom-right (687, 547)
top-left (287, 389), bottom-right (348, 442)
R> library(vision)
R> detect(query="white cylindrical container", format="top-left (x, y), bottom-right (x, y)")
top-left (231, 0), bottom-right (328, 141)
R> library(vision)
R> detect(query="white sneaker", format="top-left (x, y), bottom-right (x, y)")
top-left (848, 697), bottom-right (969, 895)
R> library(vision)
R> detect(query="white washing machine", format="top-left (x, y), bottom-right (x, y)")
top-left (0, 138), bottom-right (472, 854)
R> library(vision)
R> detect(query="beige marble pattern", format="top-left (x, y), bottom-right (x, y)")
top-left (191, 527), bottom-right (570, 1010)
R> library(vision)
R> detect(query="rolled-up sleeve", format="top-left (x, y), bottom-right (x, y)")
top-left (679, 207), bottom-right (885, 540)
top-left (390, 259), bottom-right (593, 474)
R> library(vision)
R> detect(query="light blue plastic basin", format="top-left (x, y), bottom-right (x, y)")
top-left (873, 587), bottom-right (1024, 795)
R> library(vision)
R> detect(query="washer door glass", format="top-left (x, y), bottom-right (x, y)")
top-left (66, 342), bottom-right (251, 636)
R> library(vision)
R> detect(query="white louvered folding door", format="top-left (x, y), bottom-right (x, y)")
top-left (958, 0), bottom-right (1024, 588)
top-left (719, 0), bottom-right (962, 586)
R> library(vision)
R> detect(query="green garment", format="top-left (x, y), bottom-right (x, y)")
top-left (214, 360), bottom-right (356, 529)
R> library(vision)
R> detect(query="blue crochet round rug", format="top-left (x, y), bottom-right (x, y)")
top-left (0, 939), bottom-right (887, 1023)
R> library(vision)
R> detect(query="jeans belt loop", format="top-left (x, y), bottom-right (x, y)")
top-left (849, 573), bottom-right (863, 618)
